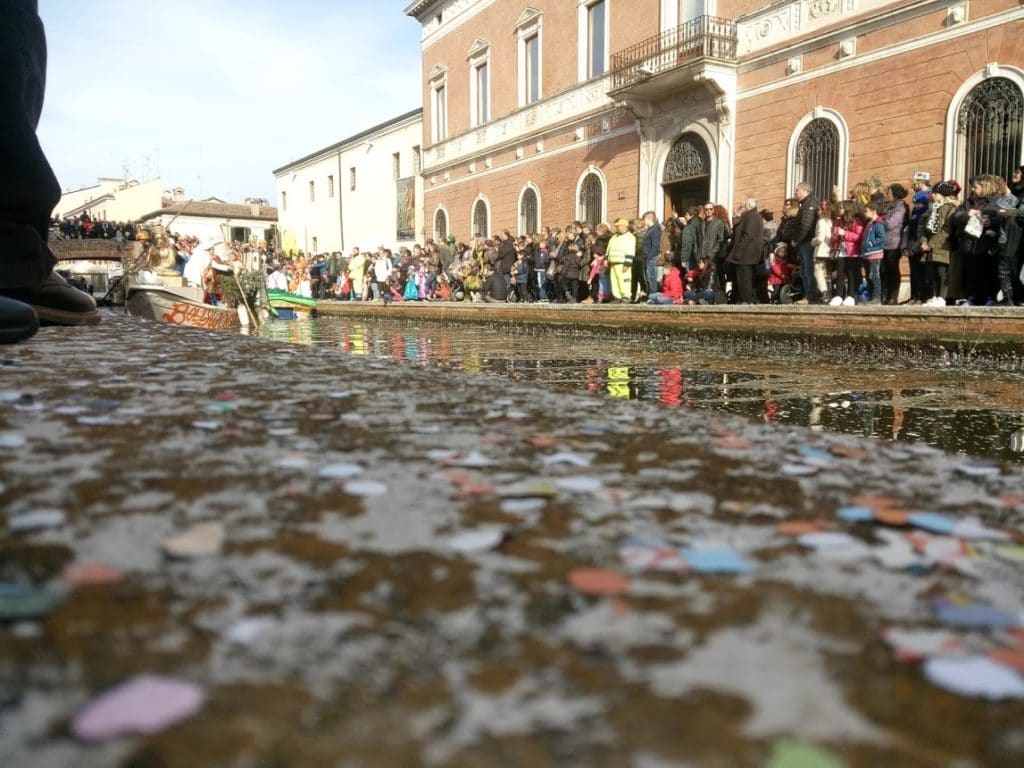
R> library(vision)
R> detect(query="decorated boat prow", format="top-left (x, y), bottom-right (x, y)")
top-left (127, 284), bottom-right (243, 330)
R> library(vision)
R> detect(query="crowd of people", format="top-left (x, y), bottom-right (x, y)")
top-left (271, 168), bottom-right (1024, 309)
top-left (53, 215), bottom-right (139, 242)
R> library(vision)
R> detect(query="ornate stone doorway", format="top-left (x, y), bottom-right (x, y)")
top-left (661, 132), bottom-right (711, 217)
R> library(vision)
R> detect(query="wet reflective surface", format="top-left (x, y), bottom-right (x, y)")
top-left (3, 314), bottom-right (1024, 767)
top-left (261, 317), bottom-right (1024, 462)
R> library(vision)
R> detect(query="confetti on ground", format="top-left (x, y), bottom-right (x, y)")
top-left (448, 528), bottom-right (505, 554)
top-left (881, 627), bottom-right (968, 662)
top-left (682, 547), bottom-right (753, 575)
top-left (0, 431), bottom-right (26, 450)
top-left (541, 451), bottom-right (592, 468)
top-left (0, 583), bottom-right (66, 621)
top-left (317, 463), bottom-right (364, 480)
top-left (836, 506), bottom-right (874, 522)
top-left (191, 420), bottom-right (222, 431)
top-left (923, 656), bottom-right (1024, 699)
top-left (555, 476), bottom-right (603, 494)
top-left (71, 676), bottom-right (206, 742)
top-left (8, 509), bottom-right (66, 532)
top-left (343, 479), bottom-right (389, 497)
top-left (568, 568), bottom-right (631, 596)
top-left (767, 739), bottom-right (846, 768)
top-left (62, 563), bottom-right (124, 587)
top-left (163, 522), bottom-right (225, 559)
top-left (618, 538), bottom-right (688, 572)
top-left (932, 598), bottom-right (1020, 629)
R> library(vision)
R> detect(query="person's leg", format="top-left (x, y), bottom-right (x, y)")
top-left (736, 264), bottom-right (755, 304)
top-left (868, 260), bottom-right (882, 303)
top-left (799, 242), bottom-right (818, 302)
top-left (644, 258), bottom-right (658, 298)
top-left (882, 249), bottom-right (901, 304)
top-left (0, 2), bottom-right (95, 327)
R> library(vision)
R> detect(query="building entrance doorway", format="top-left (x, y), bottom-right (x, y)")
top-left (663, 176), bottom-right (710, 218)
top-left (661, 131), bottom-right (712, 218)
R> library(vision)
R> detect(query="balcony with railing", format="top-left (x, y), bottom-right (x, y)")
top-left (609, 16), bottom-right (737, 95)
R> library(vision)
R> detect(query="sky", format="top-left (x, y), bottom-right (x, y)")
top-left (38, 0), bottom-right (423, 203)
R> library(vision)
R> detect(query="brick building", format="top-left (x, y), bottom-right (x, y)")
top-left (404, 0), bottom-right (1024, 241)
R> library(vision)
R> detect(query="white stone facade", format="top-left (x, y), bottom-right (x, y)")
top-left (273, 109), bottom-right (425, 255)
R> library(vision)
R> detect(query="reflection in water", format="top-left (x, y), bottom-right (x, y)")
top-left (260, 317), bottom-right (1024, 461)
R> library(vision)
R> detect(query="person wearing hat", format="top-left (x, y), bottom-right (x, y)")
top-left (606, 218), bottom-right (636, 301)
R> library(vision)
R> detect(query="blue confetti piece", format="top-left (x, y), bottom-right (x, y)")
top-left (837, 506), bottom-right (874, 522)
top-left (682, 548), bottom-right (753, 575)
top-left (933, 599), bottom-right (1019, 629)
top-left (909, 512), bottom-right (956, 535)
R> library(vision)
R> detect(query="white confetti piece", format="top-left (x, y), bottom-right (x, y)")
top-left (924, 656), bottom-right (1024, 699)
top-left (317, 463), bottom-right (364, 480)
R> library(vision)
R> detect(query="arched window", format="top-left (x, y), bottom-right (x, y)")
top-left (434, 208), bottom-right (448, 241)
top-left (957, 77), bottom-right (1024, 183)
top-left (472, 198), bottom-right (489, 238)
top-left (578, 173), bottom-right (603, 228)
top-left (663, 132), bottom-right (710, 183)
top-left (793, 118), bottom-right (839, 202)
top-left (519, 186), bottom-right (539, 235)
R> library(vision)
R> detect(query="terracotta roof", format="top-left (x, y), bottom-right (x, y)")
top-left (142, 199), bottom-right (278, 222)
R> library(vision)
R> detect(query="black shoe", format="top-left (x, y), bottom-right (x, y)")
top-left (0, 295), bottom-right (39, 344)
top-left (2, 271), bottom-right (100, 326)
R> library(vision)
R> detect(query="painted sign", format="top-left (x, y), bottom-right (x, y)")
top-left (162, 301), bottom-right (240, 330)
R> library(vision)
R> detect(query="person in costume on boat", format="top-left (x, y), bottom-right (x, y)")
top-left (182, 240), bottom-right (211, 287)
top-left (266, 262), bottom-right (288, 291)
top-left (606, 218), bottom-right (636, 301)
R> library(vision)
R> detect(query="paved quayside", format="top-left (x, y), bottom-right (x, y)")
top-left (1, 312), bottom-right (1023, 767)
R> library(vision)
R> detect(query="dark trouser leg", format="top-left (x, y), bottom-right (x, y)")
top-left (908, 253), bottom-right (923, 301)
top-left (0, 0), bottom-right (59, 289)
top-left (631, 259), bottom-right (645, 300)
top-left (734, 263), bottom-right (755, 303)
top-left (799, 242), bottom-right (817, 301)
top-left (997, 245), bottom-right (1017, 305)
top-left (882, 249), bottom-right (901, 304)
top-left (933, 263), bottom-right (949, 302)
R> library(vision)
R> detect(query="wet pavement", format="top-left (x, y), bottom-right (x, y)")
top-left (1, 311), bottom-right (1023, 767)
top-left (262, 316), bottom-right (1024, 462)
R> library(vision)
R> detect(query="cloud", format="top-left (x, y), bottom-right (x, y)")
top-left (37, 0), bottom-right (422, 201)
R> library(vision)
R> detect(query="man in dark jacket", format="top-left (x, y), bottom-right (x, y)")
top-left (640, 211), bottom-right (661, 300)
top-left (497, 230), bottom-right (516, 293)
top-left (727, 198), bottom-right (765, 304)
top-left (678, 206), bottom-right (702, 270)
top-left (790, 182), bottom-right (820, 303)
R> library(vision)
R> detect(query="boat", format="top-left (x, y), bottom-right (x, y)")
top-left (267, 289), bottom-right (317, 319)
top-left (127, 284), bottom-right (243, 330)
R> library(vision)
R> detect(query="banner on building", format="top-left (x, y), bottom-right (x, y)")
top-left (396, 177), bottom-right (416, 241)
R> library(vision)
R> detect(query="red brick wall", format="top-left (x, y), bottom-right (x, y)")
top-left (734, 21), bottom-right (1024, 214)
top-left (420, 0), bottom-right (660, 148)
top-left (424, 129), bottom-right (640, 238)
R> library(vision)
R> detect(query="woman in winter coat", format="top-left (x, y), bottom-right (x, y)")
top-left (948, 176), bottom-right (1003, 306)
top-left (919, 181), bottom-right (958, 306)
top-left (882, 183), bottom-right (909, 304)
top-left (811, 201), bottom-right (833, 300)
top-left (830, 200), bottom-right (865, 304)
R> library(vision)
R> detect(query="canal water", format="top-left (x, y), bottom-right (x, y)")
top-left (260, 316), bottom-right (1024, 462)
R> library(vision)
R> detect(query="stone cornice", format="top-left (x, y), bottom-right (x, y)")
top-left (735, 0), bottom-right (945, 58)
top-left (423, 74), bottom-right (618, 173)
